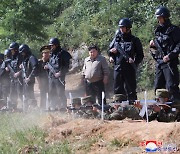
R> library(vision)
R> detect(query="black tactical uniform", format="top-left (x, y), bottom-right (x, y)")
top-left (0, 53), bottom-right (5, 100)
top-left (19, 44), bottom-right (38, 109)
top-left (37, 46), bottom-right (50, 109)
top-left (108, 18), bottom-right (144, 100)
top-left (48, 38), bottom-right (72, 110)
top-left (150, 6), bottom-right (180, 101)
top-left (0, 50), bottom-right (11, 103)
top-left (8, 42), bottom-right (23, 109)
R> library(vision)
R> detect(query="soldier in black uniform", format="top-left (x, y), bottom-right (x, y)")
top-left (7, 42), bottom-right (23, 109)
top-left (0, 53), bottom-right (5, 100)
top-left (37, 45), bottom-right (50, 109)
top-left (0, 50), bottom-right (11, 104)
top-left (108, 18), bottom-right (144, 101)
top-left (150, 6), bottom-right (180, 102)
top-left (45, 38), bottom-right (72, 110)
top-left (19, 44), bottom-right (38, 109)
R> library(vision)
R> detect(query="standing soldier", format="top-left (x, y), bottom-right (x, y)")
top-left (82, 45), bottom-right (109, 105)
top-left (0, 53), bottom-right (5, 100)
top-left (149, 6), bottom-right (180, 102)
top-left (45, 38), bottom-right (72, 111)
top-left (19, 44), bottom-right (38, 110)
top-left (7, 42), bottom-right (23, 109)
top-left (0, 50), bottom-right (11, 104)
top-left (37, 45), bottom-right (50, 109)
top-left (108, 18), bottom-right (144, 101)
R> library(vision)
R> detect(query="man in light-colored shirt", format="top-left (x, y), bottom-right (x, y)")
top-left (82, 45), bottom-right (109, 105)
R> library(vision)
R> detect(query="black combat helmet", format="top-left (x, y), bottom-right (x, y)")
top-left (155, 6), bottom-right (170, 18)
top-left (9, 42), bottom-right (19, 50)
top-left (118, 18), bottom-right (132, 28)
top-left (19, 44), bottom-right (30, 54)
top-left (4, 49), bottom-right (12, 58)
top-left (0, 53), bottom-right (4, 60)
top-left (49, 38), bottom-right (60, 46)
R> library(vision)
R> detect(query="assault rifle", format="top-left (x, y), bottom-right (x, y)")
top-left (21, 63), bottom-right (28, 86)
top-left (67, 105), bottom-right (94, 111)
top-left (7, 64), bottom-right (22, 85)
top-left (47, 62), bottom-right (65, 86)
top-left (115, 43), bottom-right (137, 71)
top-left (153, 39), bottom-right (174, 75)
top-left (110, 100), bottom-right (172, 107)
top-left (109, 100), bottom-right (172, 117)
top-left (67, 104), bottom-right (110, 112)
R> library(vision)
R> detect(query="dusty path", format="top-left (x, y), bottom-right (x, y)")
top-left (43, 115), bottom-right (180, 154)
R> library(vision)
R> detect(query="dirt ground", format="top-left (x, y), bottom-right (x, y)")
top-left (43, 115), bottom-right (180, 154)
top-left (35, 72), bottom-right (180, 153)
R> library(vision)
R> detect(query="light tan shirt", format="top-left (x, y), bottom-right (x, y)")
top-left (82, 55), bottom-right (109, 83)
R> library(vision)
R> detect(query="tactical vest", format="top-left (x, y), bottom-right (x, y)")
top-left (49, 48), bottom-right (71, 78)
top-left (155, 25), bottom-right (176, 55)
top-left (155, 24), bottom-right (179, 65)
top-left (23, 55), bottom-right (38, 79)
top-left (11, 58), bottom-right (20, 72)
top-left (114, 34), bottom-right (136, 65)
top-left (49, 52), bottom-right (61, 72)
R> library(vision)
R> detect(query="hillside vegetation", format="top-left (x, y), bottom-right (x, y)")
top-left (0, 0), bottom-right (179, 89)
